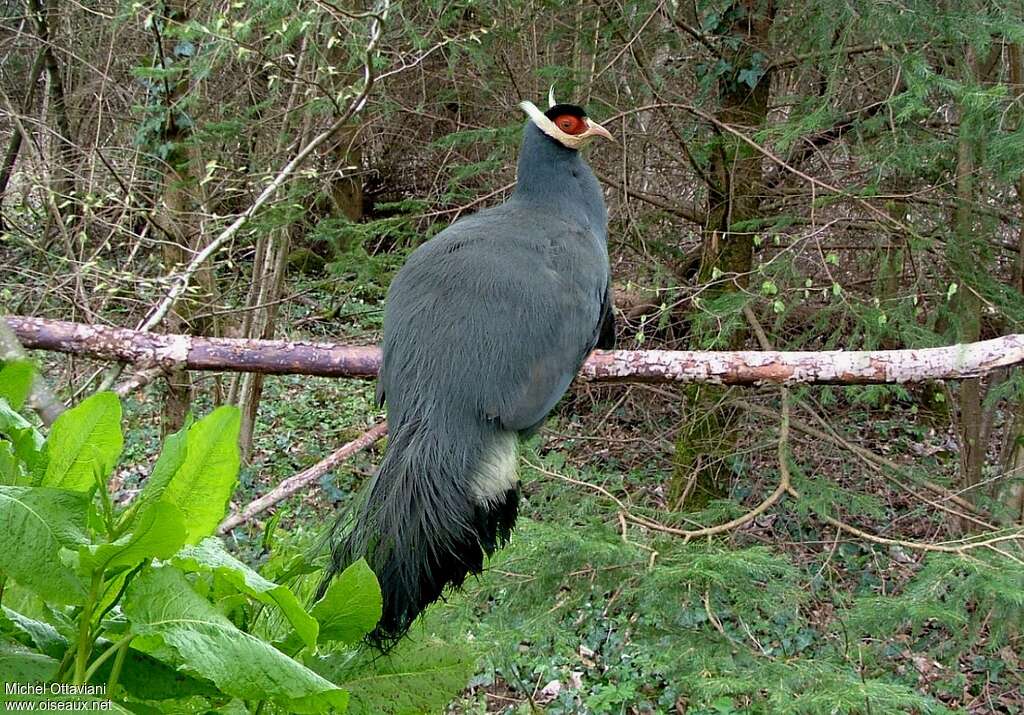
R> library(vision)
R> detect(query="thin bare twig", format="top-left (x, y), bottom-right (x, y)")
top-left (218, 421), bottom-right (388, 533)
top-left (527, 392), bottom-right (791, 545)
top-left (787, 483), bottom-right (1024, 564)
top-left (96, 0), bottom-right (391, 392)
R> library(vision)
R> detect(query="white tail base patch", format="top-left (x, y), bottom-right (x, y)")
top-left (471, 432), bottom-right (519, 505)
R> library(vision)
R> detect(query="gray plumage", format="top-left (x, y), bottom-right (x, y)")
top-left (323, 103), bottom-right (614, 646)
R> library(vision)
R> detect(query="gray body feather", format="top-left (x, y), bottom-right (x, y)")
top-left (326, 119), bottom-right (613, 645)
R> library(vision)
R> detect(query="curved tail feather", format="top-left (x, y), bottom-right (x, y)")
top-left (321, 417), bottom-right (519, 647)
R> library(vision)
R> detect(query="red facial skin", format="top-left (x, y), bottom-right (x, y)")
top-left (553, 114), bottom-right (586, 135)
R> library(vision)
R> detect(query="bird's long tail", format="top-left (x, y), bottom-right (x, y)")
top-left (320, 417), bottom-right (519, 647)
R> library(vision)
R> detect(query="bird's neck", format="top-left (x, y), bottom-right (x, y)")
top-left (511, 123), bottom-right (607, 240)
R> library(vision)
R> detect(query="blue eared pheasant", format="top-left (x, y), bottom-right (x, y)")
top-left (323, 93), bottom-right (615, 645)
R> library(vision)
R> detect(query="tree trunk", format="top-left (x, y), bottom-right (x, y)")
top-left (999, 406), bottom-right (1024, 524)
top-left (231, 34), bottom-right (312, 461)
top-left (879, 176), bottom-right (909, 309)
top-left (950, 47), bottom-right (988, 518)
top-left (235, 232), bottom-right (290, 461)
top-left (324, 18), bottom-right (365, 224)
top-left (150, 0), bottom-right (197, 435)
top-left (674, 0), bottom-right (775, 508)
top-left (698, 1), bottom-right (774, 299)
top-left (28, 0), bottom-right (78, 224)
top-left (1011, 43), bottom-right (1024, 294)
top-left (999, 42), bottom-right (1024, 523)
top-left (329, 124), bottom-right (364, 222)
top-left (0, 48), bottom-right (45, 230)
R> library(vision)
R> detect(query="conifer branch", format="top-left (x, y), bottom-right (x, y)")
top-left (786, 484), bottom-right (1024, 565)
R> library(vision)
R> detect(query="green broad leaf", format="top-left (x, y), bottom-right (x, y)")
top-left (123, 566), bottom-right (348, 713)
top-left (80, 501), bottom-right (187, 572)
top-left (152, 406), bottom-right (241, 544)
top-left (2, 606), bottom-right (67, 659)
top-left (738, 67), bottom-right (763, 88)
top-left (0, 399), bottom-right (45, 475)
top-left (173, 537), bottom-right (318, 648)
top-left (116, 653), bottom-right (221, 702)
top-left (0, 440), bottom-right (23, 485)
top-left (42, 391), bottom-right (123, 492)
top-left (317, 636), bottom-right (475, 715)
top-left (0, 360), bottom-right (34, 410)
top-left (83, 637), bottom-right (220, 702)
top-left (311, 559), bottom-right (382, 646)
top-left (40, 603), bottom-right (78, 643)
top-left (0, 641), bottom-right (60, 682)
top-left (131, 414), bottom-right (191, 521)
top-left (0, 486), bottom-right (88, 603)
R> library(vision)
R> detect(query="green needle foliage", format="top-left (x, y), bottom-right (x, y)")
top-left (426, 454), bottom-right (1020, 714)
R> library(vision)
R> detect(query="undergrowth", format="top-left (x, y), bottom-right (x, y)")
top-left (423, 453), bottom-right (1022, 714)
top-left (107, 271), bottom-right (1022, 714)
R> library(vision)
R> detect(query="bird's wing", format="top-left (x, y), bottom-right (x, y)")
top-left (379, 212), bottom-right (609, 435)
top-left (482, 225), bottom-right (610, 435)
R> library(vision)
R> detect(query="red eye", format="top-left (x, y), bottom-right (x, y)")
top-left (554, 114), bottom-right (585, 135)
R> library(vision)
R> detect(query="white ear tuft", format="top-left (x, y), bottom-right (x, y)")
top-left (519, 100), bottom-right (547, 126)
top-left (548, 85), bottom-right (557, 108)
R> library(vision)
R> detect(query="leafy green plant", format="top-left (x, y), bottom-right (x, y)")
top-left (0, 362), bottom-right (472, 712)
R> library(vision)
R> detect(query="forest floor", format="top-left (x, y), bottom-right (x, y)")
top-left (240, 367), bottom-right (1021, 715)
top-left (26, 268), bottom-right (1024, 715)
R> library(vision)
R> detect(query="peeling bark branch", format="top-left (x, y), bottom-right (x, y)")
top-left (7, 316), bottom-right (1024, 386)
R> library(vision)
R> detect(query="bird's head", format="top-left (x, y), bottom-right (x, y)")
top-left (519, 87), bottom-right (613, 150)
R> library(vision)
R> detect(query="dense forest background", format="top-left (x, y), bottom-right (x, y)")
top-left (2, 0), bottom-right (1024, 712)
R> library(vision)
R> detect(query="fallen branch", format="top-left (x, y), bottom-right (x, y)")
top-left (8, 315), bottom-right (1024, 386)
top-left (528, 390), bottom-right (793, 546)
top-left (113, 367), bottom-right (165, 397)
top-left (533, 401), bottom-right (1023, 561)
top-left (218, 421), bottom-right (388, 534)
